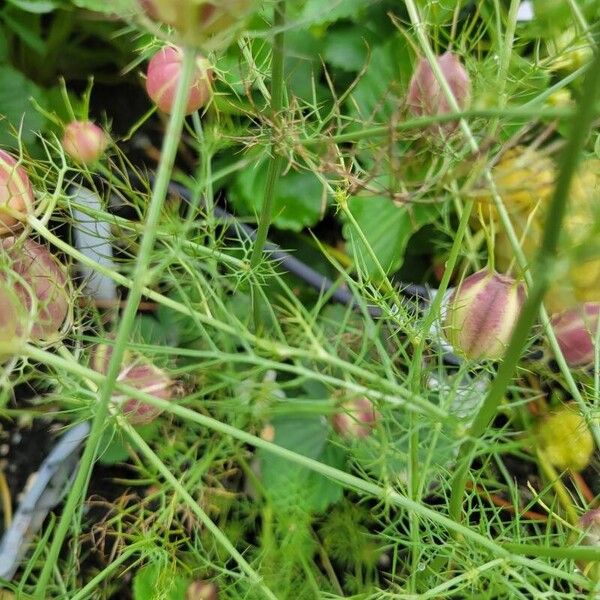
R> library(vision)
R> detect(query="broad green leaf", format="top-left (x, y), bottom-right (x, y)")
top-left (98, 422), bottom-right (160, 466)
top-left (259, 415), bottom-right (345, 513)
top-left (70, 0), bottom-right (135, 14)
top-left (5, 0), bottom-right (59, 13)
top-left (300, 0), bottom-right (373, 26)
top-left (343, 196), bottom-right (439, 278)
top-left (348, 36), bottom-right (412, 123)
top-left (416, 0), bottom-right (464, 26)
top-left (0, 66), bottom-right (45, 145)
top-left (323, 26), bottom-right (375, 72)
top-left (230, 159), bottom-right (325, 231)
top-left (133, 563), bottom-right (188, 600)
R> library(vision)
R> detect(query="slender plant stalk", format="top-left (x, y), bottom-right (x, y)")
top-left (299, 106), bottom-right (572, 146)
top-left (405, 1), bottom-right (600, 447)
top-left (33, 47), bottom-right (198, 598)
top-left (249, 0), bottom-right (286, 326)
top-left (448, 48), bottom-right (600, 524)
top-left (21, 344), bottom-right (600, 578)
top-left (121, 421), bottom-right (278, 600)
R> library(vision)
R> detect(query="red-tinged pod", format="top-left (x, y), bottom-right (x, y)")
top-left (138, 0), bottom-right (256, 48)
top-left (91, 344), bottom-right (172, 424)
top-left (62, 121), bottom-right (108, 164)
top-left (331, 396), bottom-right (377, 440)
top-left (444, 269), bottom-right (526, 360)
top-left (2, 237), bottom-right (70, 342)
top-left (146, 46), bottom-right (212, 115)
top-left (551, 303), bottom-right (599, 367)
top-left (0, 279), bottom-right (27, 361)
top-left (0, 150), bottom-right (34, 236)
top-left (578, 508), bottom-right (600, 579)
top-left (186, 580), bottom-right (219, 600)
top-left (407, 51), bottom-right (471, 131)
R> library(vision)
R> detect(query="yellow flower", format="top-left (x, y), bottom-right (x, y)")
top-left (475, 146), bottom-right (555, 218)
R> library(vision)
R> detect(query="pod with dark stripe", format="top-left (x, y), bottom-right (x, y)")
top-left (1, 237), bottom-right (70, 342)
top-left (0, 150), bottom-right (34, 236)
top-left (444, 269), bottom-right (526, 360)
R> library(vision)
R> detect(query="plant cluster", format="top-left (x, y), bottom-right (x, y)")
top-left (0, 0), bottom-right (598, 599)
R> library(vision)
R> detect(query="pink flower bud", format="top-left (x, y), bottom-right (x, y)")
top-left (578, 508), bottom-right (600, 578)
top-left (580, 509), bottom-right (600, 545)
top-left (2, 237), bottom-right (70, 342)
top-left (444, 269), bottom-right (526, 360)
top-left (62, 121), bottom-right (108, 164)
top-left (0, 279), bottom-right (27, 361)
top-left (138, 0), bottom-right (255, 47)
top-left (186, 580), bottom-right (218, 600)
top-left (407, 52), bottom-right (471, 129)
top-left (331, 396), bottom-right (377, 439)
top-left (0, 150), bottom-right (34, 236)
top-left (550, 303), bottom-right (599, 367)
top-left (146, 46), bottom-right (212, 115)
top-left (92, 344), bottom-right (172, 424)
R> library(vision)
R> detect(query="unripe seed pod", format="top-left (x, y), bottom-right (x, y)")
top-left (550, 303), bottom-right (599, 367)
top-left (139, 0), bottom-right (255, 49)
top-left (578, 508), bottom-right (600, 579)
top-left (0, 150), bottom-right (34, 236)
top-left (186, 580), bottom-right (218, 600)
top-left (62, 121), bottom-right (108, 164)
top-left (536, 404), bottom-right (593, 472)
top-left (444, 269), bottom-right (526, 361)
top-left (331, 396), bottom-right (377, 439)
top-left (2, 237), bottom-right (70, 342)
top-left (91, 344), bottom-right (172, 424)
top-left (0, 279), bottom-right (27, 361)
top-left (146, 46), bottom-right (212, 115)
top-left (407, 51), bottom-right (470, 130)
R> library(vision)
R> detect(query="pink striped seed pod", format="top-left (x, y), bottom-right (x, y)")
top-left (407, 51), bottom-right (471, 131)
top-left (186, 580), bottom-right (219, 600)
top-left (444, 269), bottom-right (526, 360)
top-left (138, 0), bottom-right (255, 48)
top-left (146, 46), bottom-right (212, 115)
top-left (578, 508), bottom-right (600, 579)
top-left (0, 279), bottom-right (27, 361)
top-left (0, 150), bottom-right (34, 236)
top-left (62, 121), bottom-right (108, 164)
top-left (550, 303), bottom-right (599, 367)
top-left (332, 396), bottom-right (377, 439)
top-left (92, 344), bottom-right (173, 424)
top-left (2, 237), bottom-right (70, 342)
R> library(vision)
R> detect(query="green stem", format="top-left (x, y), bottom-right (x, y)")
top-left (448, 48), bottom-right (600, 524)
top-left (301, 106), bottom-right (572, 146)
top-left (33, 47), bottom-right (198, 598)
top-left (249, 0), bottom-right (286, 326)
top-left (121, 421), bottom-right (278, 600)
top-left (21, 344), bottom-right (600, 581)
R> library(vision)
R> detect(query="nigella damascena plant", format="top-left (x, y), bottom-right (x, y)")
top-left (407, 51), bottom-right (471, 131)
top-left (551, 303), bottom-right (599, 367)
top-left (444, 269), bottom-right (526, 360)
